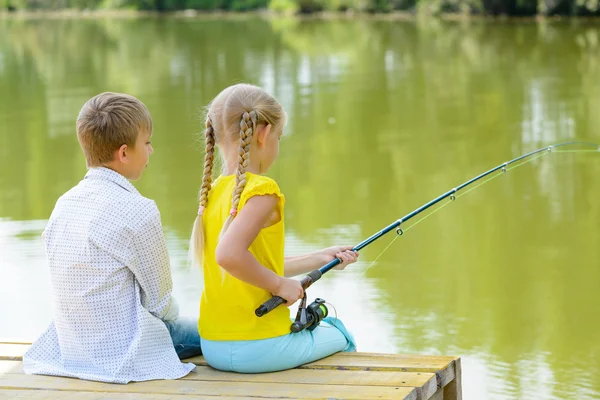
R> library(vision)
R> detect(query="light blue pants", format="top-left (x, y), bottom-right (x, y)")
top-left (200, 317), bottom-right (356, 373)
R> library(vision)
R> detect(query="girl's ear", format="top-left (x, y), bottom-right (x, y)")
top-left (256, 123), bottom-right (272, 148)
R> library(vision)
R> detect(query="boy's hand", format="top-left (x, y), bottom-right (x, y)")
top-left (162, 296), bottom-right (180, 322)
top-left (274, 277), bottom-right (304, 305)
top-left (319, 246), bottom-right (360, 270)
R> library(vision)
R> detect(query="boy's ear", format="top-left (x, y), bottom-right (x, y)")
top-left (256, 123), bottom-right (272, 148)
top-left (116, 144), bottom-right (129, 164)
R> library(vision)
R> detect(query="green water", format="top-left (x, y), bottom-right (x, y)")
top-left (1, 16), bottom-right (600, 399)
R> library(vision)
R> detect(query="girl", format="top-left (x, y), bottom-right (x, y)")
top-left (190, 83), bottom-right (358, 373)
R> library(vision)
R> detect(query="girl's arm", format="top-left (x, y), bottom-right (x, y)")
top-left (284, 247), bottom-right (359, 277)
top-left (216, 195), bottom-right (304, 304)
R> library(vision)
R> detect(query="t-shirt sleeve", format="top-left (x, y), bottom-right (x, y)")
top-left (239, 177), bottom-right (285, 211)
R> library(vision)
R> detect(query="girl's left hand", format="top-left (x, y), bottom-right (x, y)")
top-left (319, 246), bottom-right (360, 270)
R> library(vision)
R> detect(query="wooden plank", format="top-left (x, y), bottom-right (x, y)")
top-left (0, 361), bottom-right (22, 375)
top-left (0, 360), bottom-right (435, 389)
top-left (0, 339), bottom-right (31, 345)
top-left (183, 354), bottom-right (455, 372)
top-left (0, 345), bottom-right (27, 361)
top-left (0, 389), bottom-right (267, 399)
top-left (428, 388), bottom-right (443, 400)
top-left (442, 359), bottom-right (462, 400)
top-left (0, 374), bottom-right (418, 400)
top-left (184, 350), bottom-right (456, 371)
top-left (300, 354), bottom-right (454, 370)
top-left (329, 352), bottom-right (458, 361)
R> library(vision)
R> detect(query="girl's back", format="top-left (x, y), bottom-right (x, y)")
top-left (200, 172), bottom-right (290, 341)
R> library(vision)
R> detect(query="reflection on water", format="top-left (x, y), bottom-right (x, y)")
top-left (1, 16), bottom-right (600, 399)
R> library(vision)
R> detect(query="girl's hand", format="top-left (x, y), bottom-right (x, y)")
top-left (274, 277), bottom-right (304, 305)
top-left (320, 246), bottom-right (360, 270)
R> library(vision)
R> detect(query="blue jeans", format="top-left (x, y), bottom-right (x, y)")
top-left (201, 317), bottom-right (356, 373)
top-left (163, 317), bottom-right (202, 359)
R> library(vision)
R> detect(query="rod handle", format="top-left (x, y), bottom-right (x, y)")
top-left (255, 295), bottom-right (285, 317)
top-left (255, 270), bottom-right (322, 317)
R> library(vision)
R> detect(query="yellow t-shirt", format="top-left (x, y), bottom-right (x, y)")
top-left (199, 172), bottom-right (291, 341)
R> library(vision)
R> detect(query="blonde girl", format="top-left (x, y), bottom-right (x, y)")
top-left (190, 83), bottom-right (358, 373)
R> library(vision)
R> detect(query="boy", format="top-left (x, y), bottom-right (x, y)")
top-left (23, 93), bottom-right (201, 384)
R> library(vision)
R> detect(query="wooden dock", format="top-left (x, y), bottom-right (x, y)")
top-left (0, 342), bottom-right (461, 399)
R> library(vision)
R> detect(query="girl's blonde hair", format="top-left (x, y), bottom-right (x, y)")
top-left (190, 83), bottom-right (287, 267)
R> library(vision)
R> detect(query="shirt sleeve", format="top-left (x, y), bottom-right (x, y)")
top-left (128, 202), bottom-right (177, 321)
top-left (239, 177), bottom-right (285, 210)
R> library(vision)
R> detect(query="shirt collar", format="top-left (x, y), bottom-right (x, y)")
top-left (84, 167), bottom-right (140, 195)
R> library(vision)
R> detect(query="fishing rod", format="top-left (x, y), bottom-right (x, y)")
top-left (255, 141), bottom-right (599, 330)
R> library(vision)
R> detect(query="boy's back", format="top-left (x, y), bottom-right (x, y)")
top-left (23, 167), bottom-right (194, 383)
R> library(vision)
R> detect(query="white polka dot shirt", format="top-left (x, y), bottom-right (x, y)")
top-left (22, 167), bottom-right (195, 383)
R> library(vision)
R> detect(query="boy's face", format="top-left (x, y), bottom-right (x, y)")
top-left (126, 130), bottom-right (154, 180)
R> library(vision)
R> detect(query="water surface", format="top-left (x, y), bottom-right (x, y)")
top-left (1, 16), bottom-right (600, 399)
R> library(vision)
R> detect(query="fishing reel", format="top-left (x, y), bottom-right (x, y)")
top-left (291, 294), bottom-right (328, 333)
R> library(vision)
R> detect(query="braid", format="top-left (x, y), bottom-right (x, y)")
top-left (198, 118), bottom-right (215, 215)
top-left (190, 118), bottom-right (216, 268)
top-left (230, 110), bottom-right (257, 216)
top-left (219, 110), bottom-right (258, 239)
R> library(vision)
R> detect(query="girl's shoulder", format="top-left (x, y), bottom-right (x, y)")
top-left (241, 173), bottom-right (285, 205)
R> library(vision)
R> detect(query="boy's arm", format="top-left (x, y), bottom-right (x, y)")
top-left (129, 204), bottom-right (178, 322)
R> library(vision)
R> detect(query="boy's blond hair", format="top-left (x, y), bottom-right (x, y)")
top-left (76, 92), bottom-right (152, 168)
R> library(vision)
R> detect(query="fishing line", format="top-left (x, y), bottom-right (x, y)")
top-left (358, 146), bottom-right (596, 277)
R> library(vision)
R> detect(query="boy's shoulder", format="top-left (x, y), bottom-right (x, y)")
top-left (55, 173), bottom-right (160, 229)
